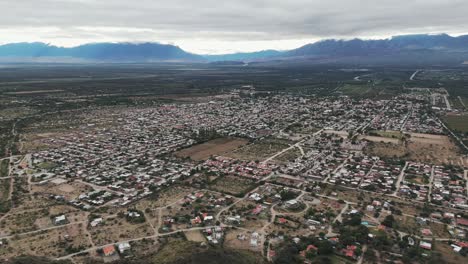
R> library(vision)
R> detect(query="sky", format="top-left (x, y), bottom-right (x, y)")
top-left (1, 0), bottom-right (468, 54)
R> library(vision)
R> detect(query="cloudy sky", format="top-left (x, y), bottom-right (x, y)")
top-left (1, 0), bottom-right (467, 54)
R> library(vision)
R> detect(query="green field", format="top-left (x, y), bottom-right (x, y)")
top-left (443, 115), bottom-right (468, 133)
top-left (0, 178), bottom-right (11, 213)
top-left (0, 159), bottom-right (9, 177)
top-left (339, 84), bottom-right (372, 95)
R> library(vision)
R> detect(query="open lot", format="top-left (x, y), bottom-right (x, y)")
top-left (89, 215), bottom-right (154, 246)
top-left (226, 138), bottom-right (291, 161)
top-left (0, 223), bottom-right (92, 259)
top-left (175, 137), bottom-right (248, 161)
top-left (184, 230), bottom-right (206, 242)
top-left (32, 181), bottom-right (93, 200)
top-left (209, 175), bottom-right (257, 196)
top-left (365, 133), bottom-right (464, 165)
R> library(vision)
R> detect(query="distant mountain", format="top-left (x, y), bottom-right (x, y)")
top-left (203, 50), bottom-right (283, 62)
top-left (206, 34), bottom-right (468, 65)
top-left (1, 34), bottom-right (468, 64)
top-left (0, 42), bottom-right (204, 62)
top-left (285, 34), bottom-right (468, 58)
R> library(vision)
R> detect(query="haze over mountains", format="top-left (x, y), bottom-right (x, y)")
top-left (1, 34), bottom-right (468, 65)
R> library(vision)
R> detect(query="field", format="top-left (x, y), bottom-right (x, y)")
top-left (359, 135), bottom-right (400, 144)
top-left (184, 230), bottom-right (206, 242)
top-left (31, 181), bottom-right (94, 200)
top-left (226, 138), bottom-right (291, 161)
top-left (368, 130), bottom-right (404, 139)
top-left (0, 223), bottom-right (92, 259)
top-left (339, 84), bottom-right (372, 96)
top-left (89, 215), bottom-right (154, 246)
top-left (210, 175), bottom-right (257, 196)
top-left (135, 186), bottom-right (195, 210)
top-left (0, 178), bottom-right (11, 213)
top-left (175, 137), bottom-right (248, 161)
top-left (149, 240), bottom-right (265, 264)
top-left (224, 229), bottom-right (262, 252)
top-left (0, 159), bottom-right (9, 177)
top-left (433, 242), bottom-right (467, 264)
top-left (0, 208), bottom-right (50, 236)
top-left (443, 114), bottom-right (468, 133)
top-left (365, 133), bottom-right (464, 166)
top-left (273, 147), bottom-right (302, 164)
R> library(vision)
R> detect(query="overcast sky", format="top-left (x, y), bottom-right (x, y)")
top-left (1, 0), bottom-right (467, 54)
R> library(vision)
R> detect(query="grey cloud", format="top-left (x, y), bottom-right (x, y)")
top-left (1, 0), bottom-right (467, 51)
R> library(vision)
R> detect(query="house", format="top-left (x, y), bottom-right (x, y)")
top-left (54, 215), bottom-right (67, 225)
top-left (342, 245), bottom-right (357, 259)
top-left (103, 245), bottom-right (116, 256)
top-left (421, 229), bottom-right (432, 236)
top-left (420, 241), bottom-right (432, 250)
top-left (90, 218), bottom-right (103, 227)
top-left (300, 245), bottom-right (318, 257)
top-left (118, 242), bottom-right (131, 254)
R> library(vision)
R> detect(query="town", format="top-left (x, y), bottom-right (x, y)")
top-left (1, 84), bottom-right (468, 264)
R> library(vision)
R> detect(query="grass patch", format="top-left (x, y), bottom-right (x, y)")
top-left (37, 162), bottom-right (57, 170)
top-left (209, 175), bottom-right (257, 197)
top-left (443, 115), bottom-right (468, 133)
top-left (0, 159), bottom-right (9, 177)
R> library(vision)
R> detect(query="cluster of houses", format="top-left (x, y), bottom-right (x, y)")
top-left (202, 156), bottom-right (275, 180)
top-left (431, 165), bottom-right (467, 208)
top-left (398, 162), bottom-right (431, 201)
top-left (369, 97), bottom-right (445, 134)
top-left (329, 154), bottom-right (377, 187)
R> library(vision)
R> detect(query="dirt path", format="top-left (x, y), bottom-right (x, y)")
top-left (357, 245), bottom-right (368, 264)
top-left (392, 161), bottom-right (409, 196)
top-left (262, 129), bottom-right (323, 163)
top-left (84, 224), bottom-right (96, 248)
top-left (464, 170), bottom-right (468, 197)
top-left (428, 166), bottom-right (435, 199)
top-left (327, 203), bottom-right (349, 236)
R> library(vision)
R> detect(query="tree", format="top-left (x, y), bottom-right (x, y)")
top-left (317, 241), bottom-right (333, 255)
top-left (382, 215), bottom-right (395, 228)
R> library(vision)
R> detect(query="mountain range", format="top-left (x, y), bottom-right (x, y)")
top-left (1, 34), bottom-right (468, 65)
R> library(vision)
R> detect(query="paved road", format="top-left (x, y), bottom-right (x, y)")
top-left (443, 95), bottom-right (452, 110)
top-left (458, 96), bottom-right (467, 110)
top-left (410, 70), bottom-right (420, 81)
